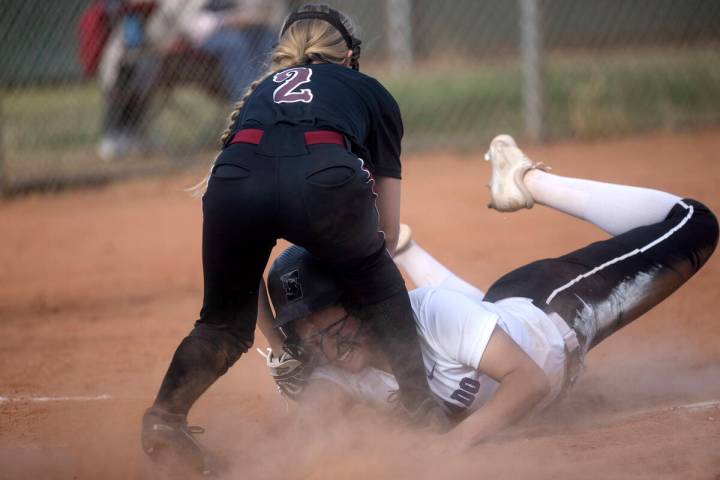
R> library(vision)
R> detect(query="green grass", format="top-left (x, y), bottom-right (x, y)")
top-left (385, 65), bottom-right (521, 140)
top-left (544, 48), bottom-right (720, 139)
top-left (1, 83), bottom-right (226, 155)
top-left (2, 47), bottom-right (720, 161)
top-left (3, 83), bottom-right (103, 150)
top-left (382, 47), bottom-right (720, 148)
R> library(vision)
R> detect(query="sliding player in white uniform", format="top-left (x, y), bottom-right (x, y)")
top-left (263, 135), bottom-right (718, 445)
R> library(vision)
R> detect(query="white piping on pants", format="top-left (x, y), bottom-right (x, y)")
top-left (545, 201), bottom-right (693, 305)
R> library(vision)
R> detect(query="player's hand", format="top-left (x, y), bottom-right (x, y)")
top-left (257, 345), bottom-right (311, 400)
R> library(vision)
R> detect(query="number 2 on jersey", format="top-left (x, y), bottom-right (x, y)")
top-left (273, 67), bottom-right (313, 104)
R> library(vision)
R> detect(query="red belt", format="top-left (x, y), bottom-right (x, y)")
top-left (229, 129), bottom-right (345, 146)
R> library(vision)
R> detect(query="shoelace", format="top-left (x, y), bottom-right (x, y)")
top-left (256, 347), bottom-right (292, 412)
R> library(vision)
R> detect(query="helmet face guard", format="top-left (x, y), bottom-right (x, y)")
top-left (280, 8), bottom-right (362, 70)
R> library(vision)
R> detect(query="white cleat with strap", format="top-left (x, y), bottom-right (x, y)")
top-left (484, 134), bottom-right (548, 212)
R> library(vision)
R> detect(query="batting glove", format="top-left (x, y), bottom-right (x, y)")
top-left (257, 346), bottom-right (312, 401)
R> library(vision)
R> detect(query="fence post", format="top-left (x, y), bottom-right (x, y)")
top-left (519, 0), bottom-right (544, 142)
top-left (386, 0), bottom-right (413, 73)
top-left (0, 94), bottom-right (7, 197)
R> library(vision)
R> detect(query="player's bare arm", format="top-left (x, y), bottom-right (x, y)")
top-left (375, 176), bottom-right (402, 256)
top-left (447, 326), bottom-right (550, 448)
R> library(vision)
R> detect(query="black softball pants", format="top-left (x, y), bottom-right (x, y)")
top-left (154, 133), bottom-right (432, 415)
top-left (484, 199), bottom-right (718, 355)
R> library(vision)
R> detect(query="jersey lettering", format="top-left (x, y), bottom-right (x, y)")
top-left (459, 377), bottom-right (480, 394)
top-left (448, 377), bottom-right (482, 408)
top-left (450, 389), bottom-right (475, 408)
top-left (273, 67), bottom-right (314, 104)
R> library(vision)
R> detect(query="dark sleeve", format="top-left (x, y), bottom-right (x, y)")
top-left (364, 79), bottom-right (403, 179)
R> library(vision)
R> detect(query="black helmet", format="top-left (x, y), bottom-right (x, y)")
top-left (267, 246), bottom-right (343, 327)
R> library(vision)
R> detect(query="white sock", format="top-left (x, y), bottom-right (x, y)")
top-left (394, 242), bottom-right (485, 303)
top-left (524, 170), bottom-right (681, 236)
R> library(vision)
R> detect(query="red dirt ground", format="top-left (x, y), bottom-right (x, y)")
top-left (1, 129), bottom-right (719, 479)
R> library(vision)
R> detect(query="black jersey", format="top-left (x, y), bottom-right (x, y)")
top-left (233, 63), bottom-right (404, 178)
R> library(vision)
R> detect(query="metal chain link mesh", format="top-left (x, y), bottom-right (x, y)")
top-left (1, 0), bottom-right (719, 193)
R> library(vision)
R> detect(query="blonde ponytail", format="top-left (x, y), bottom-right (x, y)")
top-left (190, 4), bottom-right (358, 196)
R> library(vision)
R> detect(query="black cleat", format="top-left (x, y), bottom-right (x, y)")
top-left (141, 407), bottom-right (216, 476)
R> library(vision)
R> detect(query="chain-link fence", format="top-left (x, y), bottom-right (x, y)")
top-left (2, 0), bottom-right (719, 194)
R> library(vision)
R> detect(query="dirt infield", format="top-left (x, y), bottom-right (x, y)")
top-left (1, 129), bottom-right (719, 479)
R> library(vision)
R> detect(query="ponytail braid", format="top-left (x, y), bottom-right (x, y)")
top-left (219, 76), bottom-right (267, 146)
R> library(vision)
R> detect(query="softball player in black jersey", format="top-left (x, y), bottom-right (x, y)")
top-left (140, 4), bottom-right (442, 473)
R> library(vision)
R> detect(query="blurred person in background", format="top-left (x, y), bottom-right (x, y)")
top-left (90, 0), bottom-right (285, 160)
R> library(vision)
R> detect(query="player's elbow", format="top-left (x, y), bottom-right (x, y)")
top-left (533, 372), bottom-right (551, 402)
top-left (385, 231), bottom-right (399, 256)
top-left (505, 362), bottom-right (551, 409)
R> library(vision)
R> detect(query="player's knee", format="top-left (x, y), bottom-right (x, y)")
top-left (189, 324), bottom-right (251, 373)
top-left (683, 199), bottom-right (719, 268)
